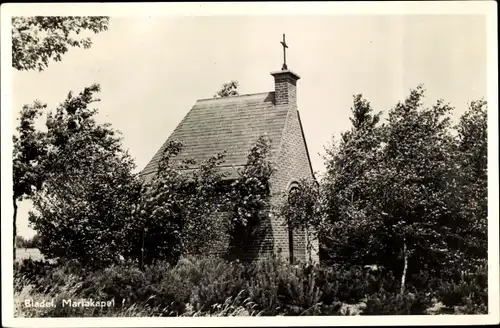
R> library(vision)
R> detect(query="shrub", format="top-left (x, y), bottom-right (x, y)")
top-left (362, 291), bottom-right (433, 315)
top-left (14, 259), bottom-right (59, 294)
top-left (436, 264), bottom-right (487, 313)
top-left (244, 257), bottom-right (322, 315)
top-left (315, 264), bottom-right (398, 305)
top-left (181, 291), bottom-right (261, 317)
top-left (15, 234), bottom-right (41, 248)
top-left (14, 282), bottom-right (164, 318)
top-left (79, 263), bottom-right (149, 305)
top-left (14, 256), bottom-right (487, 317)
top-left (185, 257), bottom-right (246, 312)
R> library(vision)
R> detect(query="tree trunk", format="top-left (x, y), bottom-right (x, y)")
top-left (140, 228), bottom-right (145, 271)
top-left (13, 196), bottom-right (18, 262)
top-left (306, 227), bottom-right (311, 264)
top-left (400, 239), bottom-right (408, 295)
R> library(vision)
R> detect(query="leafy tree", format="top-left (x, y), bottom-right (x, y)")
top-left (225, 135), bottom-right (275, 260)
top-left (134, 135), bottom-right (276, 265)
top-left (15, 236), bottom-right (28, 248)
top-left (322, 94), bottom-right (384, 265)
top-left (373, 86), bottom-right (460, 293)
top-left (455, 100), bottom-right (488, 265)
top-left (12, 16), bottom-right (109, 71)
top-left (28, 84), bottom-right (142, 267)
top-left (322, 86), bottom-right (477, 294)
top-left (275, 177), bottom-right (323, 263)
top-left (28, 233), bottom-right (41, 248)
top-left (15, 234), bottom-right (40, 248)
top-left (13, 102), bottom-right (48, 260)
top-left (131, 140), bottom-right (229, 267)
top-left (213, 80), bottom-right (239, 98)
top-left (341, 94), bottom-right (381, 143)
top-left (12, 15), bottom-right (110, 261)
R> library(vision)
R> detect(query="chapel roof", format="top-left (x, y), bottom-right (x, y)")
top-left (140, 91), bottom-right (289, 181)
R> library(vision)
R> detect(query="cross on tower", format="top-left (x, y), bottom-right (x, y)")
top-left (280, 34), bottom-right (288, 70)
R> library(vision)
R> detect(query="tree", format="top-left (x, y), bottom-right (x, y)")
top-left (15, 236), bottom-right (28, 248)
top-left (28, 84), bottom-right (142, 267)
top-left (12, 15), bottom-right (110, 261)
top-left (213, 80), bottom-right (239, 98)
top-left (13, 102), bottom-right (48, 260)
top-left (15, 234), bottom-right (40, 248)
top-left (374, 86), bottom-right (460, 293)
top-left (275, 178), bottom-right (323, 263)
top-left (28, 233), bottom-right (41, 248)
top-left (132, 135), bottom-right (276, 265)
top-left (341, 94), bottom-right (381, 143)
top-left (322, 86), bottom-right (475, 294)
top-left (12, 16), bottom-right (109, 71)
top-left (131, 140), bottom-right (229, 267)
top-left (225, 135), bottom-right (275, 260)
top-left (455, 100), bottom-right (488, 266)
top-left (322, 94), bottom-right (384, 266)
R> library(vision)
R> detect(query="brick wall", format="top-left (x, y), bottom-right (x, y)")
top-left (268, 104), bottom-right (318, 263)
top-left (273, 74), bottom-right (297, 106)
top-left (187, 109), bottom-right (319, 263)
top-left (199, 70), bottom-right (318, 264)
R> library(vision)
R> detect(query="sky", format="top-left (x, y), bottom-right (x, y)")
top-left (10, 14), bottom-right (487, 238)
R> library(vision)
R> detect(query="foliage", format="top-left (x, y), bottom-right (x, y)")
top-left (12, 15), bottom-right (110, 262)
top-left (27, 84), bottom-right (142, 268)
top-left (362, 292), bottom-right (433, 315)
top-left (315, 264), bottom-right (398, 305)
top-left (12, 101), bottom-right (49, 259)
top-left (275, 177), bottom-right (323, 262)
top-left (14, 259), bottom-right (59, 293)
top-left (341, 94), bottom-right (382, 143)
top-left (15, 234), bottom-right (41, 248)
top-left (13, 103), bottom-right (48, 202)
top-left (183, 257), bottom-right (246, 312)
top-left (454, 100), bottom-right (488, 264)
top-left (225, 135), bottom-right (276, 260)
top-left (321, 93), bottom-right (385, 266)
top-left (227, 135), bottom-right (275, 228)
top-left (436, 262), bottom-right (487, 313)
top-left (14, 256), bottom-right (487, 317)
top-left (321, 86), bottom-right (487, 295)
top-left (12, 16), bottom-right (109, 71)
top-left (244, 257), bottom-right (323, 315)
top-left (213, 80), bottom-right (239, 98)
top-left (372, 86), bottom-right (461, 287)
top-left (131, 134), bottom-right (275, 265)
top-left (131, 141), bottom-right (229, 266)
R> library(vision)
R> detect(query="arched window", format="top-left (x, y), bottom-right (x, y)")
top-left (288, 184), bottom-right (300, 264)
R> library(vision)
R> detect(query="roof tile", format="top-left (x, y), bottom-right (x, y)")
top-left (141, 91), bottom-right (287, 180)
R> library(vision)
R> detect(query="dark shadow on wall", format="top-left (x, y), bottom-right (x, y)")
top-left (224, 211), bottom-right (274, 263)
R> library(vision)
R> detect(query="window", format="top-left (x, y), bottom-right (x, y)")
top-left (288, 185), bottom-right (299, 264)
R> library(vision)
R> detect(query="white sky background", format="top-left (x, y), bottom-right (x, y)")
top-left (12, 15), bottom-right (487, 238)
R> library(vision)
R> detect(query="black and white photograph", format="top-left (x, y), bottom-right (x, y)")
top-left (1, 2), bottom-right (498, 327)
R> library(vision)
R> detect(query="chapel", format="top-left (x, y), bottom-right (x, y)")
top-left (141, 35), bottom-right (318, 263)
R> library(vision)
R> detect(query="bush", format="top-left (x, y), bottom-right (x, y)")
top-left (80, 256), bottom-right (249, 316)
top-left (14, 283), bottom-right (163, 318)
top-left (184, 257), bottom-right (246, 312)
top-left (436, 264), bottom-right (487, 314)
top-left (244, 257), bottom-right (322, 315)
top-left (79, 263), bottom-right (148, 305)
top-left (14, 256), bottom-right (488, 317)
top-left (362, 292), bottom-right (433, 315)
top-left (14, 259), bottom-right (59, 293)
top-left (315, 264), bottom-right (398, 305)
